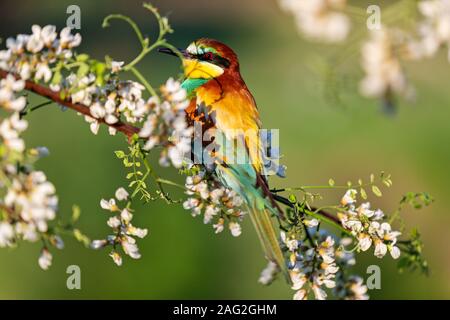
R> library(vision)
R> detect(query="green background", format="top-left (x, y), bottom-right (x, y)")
top-left (0, 0), bottom-right (449, 299)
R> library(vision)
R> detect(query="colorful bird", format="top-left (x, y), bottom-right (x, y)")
top-left (159, 39), bottom-right (288, 280)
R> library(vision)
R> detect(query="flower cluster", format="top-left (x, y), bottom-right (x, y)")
top-left (0, 25), bottom-right (153, 137)
top-left (359, 28), bottom-right (414, 100)
top-left (62, 74), bottom-right (150, 135)
top-left (333, 238), bottom-right (369, 300)
top-left (277, 230), bottom-right (370, 300)
top-left (339, 189), bottom-right (401, 259)
top-left (415, 0), bottom-right (450, 61)
top-left (279, 0), bottom-right (350, 43)
top-left (139, 78), bottom-right (192, 168)
top-left (0, 25), bottom-right (81, 82)
top-left (0, 68), bottom-right (64, 270)
top-left (279, 1), bottom-right (450, 108)
top-left (0, 167), bottom-right (61, 269)
top-left (182, 167), bottom-right (246, 237)
top-left (281, 231), bottom-right (339, 300)
top-left (91, 187), bottom-right (148, 266)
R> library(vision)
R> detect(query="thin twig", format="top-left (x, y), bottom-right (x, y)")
top-left (272, 193), bottom-right (349, 233)
top-left (19, 100), bottom-right (53, 117)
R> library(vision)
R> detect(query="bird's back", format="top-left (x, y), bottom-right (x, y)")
top-left (191, 72), bottom-right (263, 172)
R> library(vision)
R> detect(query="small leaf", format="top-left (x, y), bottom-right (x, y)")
top-left (115, 150), bottom-right (126, 159)
top-left (328, 178), bottom-right (335, 186)
top-left (370, 173), bottom-right (375, 183)
top-left (76, 54), bottom-right (90, 62)
top-left (360, 188), bottom-right (368, 200)
top-left (372, 185), bottom-right (382, 197)
top-left (77, 63), bottom-right (89, 78)
top-left (73, 229), bottom-right (90, 247)
top-left (288, 194), bottom-right (297, 203)
top-left (71, 205), bottom-right (81, 222)
top-left (126, 172), bottom-right (134, 179)
top-left (382, 178), bottom-right (393, 187)
top-left (51, 71), bottom-right (62, 85)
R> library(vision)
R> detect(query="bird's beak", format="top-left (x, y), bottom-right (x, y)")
top-left (157, 47), bottom-right (189, 58)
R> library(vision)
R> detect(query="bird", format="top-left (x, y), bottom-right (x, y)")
top-left (158, 39), bottom-right (288, 281)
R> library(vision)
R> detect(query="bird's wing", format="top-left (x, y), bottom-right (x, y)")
top-left (195, 81), bottom-right (263, 173)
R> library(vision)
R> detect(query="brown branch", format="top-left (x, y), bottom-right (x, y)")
top-left (0, 70), bottom-right (140, 140)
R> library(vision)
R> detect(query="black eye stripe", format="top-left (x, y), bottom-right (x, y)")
top-left (197, 53), bottom-right (230, 68)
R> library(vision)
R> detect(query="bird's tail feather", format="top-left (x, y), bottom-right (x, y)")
top-left (248, 203), bottom-right (290, 283)
top-left (216, 164), bottom-right (290, 283)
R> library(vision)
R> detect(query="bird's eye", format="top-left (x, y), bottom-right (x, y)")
top-left (203, 52), bottom-right (214, 60)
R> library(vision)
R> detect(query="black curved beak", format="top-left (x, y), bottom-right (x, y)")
top-left (157, 47), bottom-right (188, 58)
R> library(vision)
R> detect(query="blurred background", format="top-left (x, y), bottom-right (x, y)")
top-left (0, 0), bottom-right (449, 299)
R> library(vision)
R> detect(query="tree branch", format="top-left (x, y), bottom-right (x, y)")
top-left (0, 70), bottom-right (140, 140)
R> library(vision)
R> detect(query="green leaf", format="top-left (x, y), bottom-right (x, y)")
top-left (328, 178), bottom-right (335, 186)
top-left (360, 187), bottom-right (368, 200)
top-left (372, 185), bottom-right (382, 197)
top-left (288, 194), bottom-right (297, 203)
top-left (76, 54), bottom-right (90, 62)
top-left (51, 71), bottom-right (62, 85)
top-left (382, 178), bottom-right (393, 187)
top-left (71, 205), bottom-right (81, 222)
top-left (123, 158), bottom-right (133, 167)
top-left (105, 55), bottom-right (113, 66)
top-left (115, 150), bottom-right (126, 159)
top-left (73, 229), bottom-right (90, 247)
top-left (126, 172), bottom-right (135, 179)
top-left (77, 63), bottom-right (89, 78)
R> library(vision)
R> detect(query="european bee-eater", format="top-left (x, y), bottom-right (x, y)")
top-left (159, 39), bottom-right (287, 280)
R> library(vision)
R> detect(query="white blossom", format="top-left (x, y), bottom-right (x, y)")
top-left (280, 0), bottom-right (350, 43)
top-left (229, 221), bottom-right (242, 237)
top-left (140, 78), bottom-right (192, 168)
top-left (285, 232), bottom-right (339, 300)
top-left (360, 28), bottom-right (414, 100)
top-left (109, 251), bottom-right (123, 266)
top-left (111, 60), bottom-right (124, 73)
top-left (35, 63), bottom-right (52, 82)
top-left (115, 187), bottom-right (129, 201)
top-left (338, 190), bottom-right (402, 259)
top-left (94, 187), bottom-right (147, 265)
top-left (100, 198), bottom-right (118, 211)
top-left (0, 222), bottom-right (14, 247)
top-left (258, 261), bottom-right (279, 285)
top-left (415, 0), bottom-right (450, 61)
top-left (0, 74), bottom-right (26, 112)
top-left (38, 249), bottom-right (52, 270)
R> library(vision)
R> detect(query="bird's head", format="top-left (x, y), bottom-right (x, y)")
top-left (158, 38), bottom-right (239, 80)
